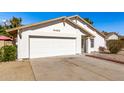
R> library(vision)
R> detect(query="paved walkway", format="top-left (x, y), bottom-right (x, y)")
top-left (30, 55), bottom-right (124, 81)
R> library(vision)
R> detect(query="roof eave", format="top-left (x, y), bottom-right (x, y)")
top-left (6, 16), bottom-right (95, 38)
top-left (68, 15), bottom-right (106, 38)
top-left (6, 16), bottom-right (67, 33)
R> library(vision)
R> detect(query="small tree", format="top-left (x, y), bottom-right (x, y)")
top-left (106, 40), bottom-right (123, 54)
top-left (0, 25), bottom-right (11, 37)
top-left (10, 17), bottom-right (22, 28)
top-left (83, 18), bottom-right (94, 25)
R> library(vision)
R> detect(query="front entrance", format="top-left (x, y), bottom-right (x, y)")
top-left (81, 36), bottom-right (87, 53)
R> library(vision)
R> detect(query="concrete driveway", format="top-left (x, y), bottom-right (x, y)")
top-left (30, 55), bottom-right (124, 81)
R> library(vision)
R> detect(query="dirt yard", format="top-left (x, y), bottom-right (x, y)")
top-left (86, 49), bottom-right (124, 64)
top-left (0, 61), bottom-right (35, 81)
top-left (118, 49), bottom-right (124, 55)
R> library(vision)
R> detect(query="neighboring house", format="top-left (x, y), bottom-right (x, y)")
top-left (103, 32), bottom-right (119, 40)
top-left (119, 35), bottom-right (124, 40)
top-left (6, 15), bottom-right (106, 59)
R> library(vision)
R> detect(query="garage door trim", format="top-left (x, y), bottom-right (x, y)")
top-left (29, 35), bottom-right (76, 39)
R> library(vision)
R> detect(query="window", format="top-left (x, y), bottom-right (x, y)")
top-left (91, 39), bottom-right (94, 48)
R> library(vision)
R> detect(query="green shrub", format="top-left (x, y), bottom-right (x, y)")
top-left (99, 46), bottom-right (106, 53)
top-left (120, 40), bottom-right (124, 48)
top-left (106, 40), bottom-right (123, 54)
top-left (0, 45), bottom-right (17, 62)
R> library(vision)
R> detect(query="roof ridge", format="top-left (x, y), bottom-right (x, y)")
top-left (68, 15), bottom-right (105, 38)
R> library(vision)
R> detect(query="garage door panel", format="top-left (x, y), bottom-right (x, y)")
top-left (30, 37), bottom-right (76, 58)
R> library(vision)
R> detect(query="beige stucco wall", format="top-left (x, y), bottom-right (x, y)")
top-left (0, 41), bottom-right (13, 48)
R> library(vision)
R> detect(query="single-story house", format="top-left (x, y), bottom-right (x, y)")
top-left (104, 32), bottom-right (119, 40)
top-left (6, 15), bottom-right (106, 59)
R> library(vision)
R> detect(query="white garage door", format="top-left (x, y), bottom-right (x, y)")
top-left (29, 36), bottom-right (76, 58)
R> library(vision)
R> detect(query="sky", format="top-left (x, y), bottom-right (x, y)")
top-left (0, 12), bottom-right (124, 35)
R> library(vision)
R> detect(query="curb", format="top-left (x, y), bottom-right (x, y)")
top-left (86, 54), bottom-right (124, 64)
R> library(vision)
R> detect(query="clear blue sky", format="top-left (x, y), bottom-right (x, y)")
top-left (0, 12), bottom-right (124, 35)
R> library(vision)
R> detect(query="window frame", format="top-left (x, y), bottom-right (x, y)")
top-left (90, 38), bottom-right (94, 48)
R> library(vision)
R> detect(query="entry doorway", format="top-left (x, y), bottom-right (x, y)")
top-left (81, 36), bottom-right (87, 53)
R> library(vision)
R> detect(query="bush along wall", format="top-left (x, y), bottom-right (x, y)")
top-left (106, 40), bottom-right (123, 54)
top-left (0, 45), bottom-right (17, 62)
